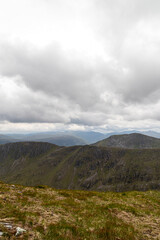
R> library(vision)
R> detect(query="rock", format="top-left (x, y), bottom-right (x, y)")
top-left (0, 222), bottom-right (12, 229)
top-left (16, 227), bottom-right (26, 236)
top-left (4, 224), bottom-right (12, 229)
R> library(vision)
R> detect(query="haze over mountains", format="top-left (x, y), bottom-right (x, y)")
top-left (1, 130), bottom-right (160, 146)
top-left (0, 133), bottom-right (160, 192)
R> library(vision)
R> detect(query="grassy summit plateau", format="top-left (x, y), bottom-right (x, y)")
top-left (0, 182), bottom-right (160, 239)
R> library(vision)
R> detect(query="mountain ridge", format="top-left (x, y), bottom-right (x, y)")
top-left (0, 139), bottom-right (160, 192)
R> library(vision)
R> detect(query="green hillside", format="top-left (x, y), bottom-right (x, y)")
top-left (0, 182), bottom-right (160, 239)
top-left (0, 142), bottom-right (160, 191)
top-left (95, 133), bottom-right (160, 149)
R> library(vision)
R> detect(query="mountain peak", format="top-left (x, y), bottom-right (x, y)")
top-left (95, 133), bottom-right (160, 149)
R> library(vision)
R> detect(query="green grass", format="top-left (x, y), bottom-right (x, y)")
top-left (0, 182), bottom-right (160, 239)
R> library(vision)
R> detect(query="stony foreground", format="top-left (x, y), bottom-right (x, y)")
top-left (0, 182), bottom-right (160, 239)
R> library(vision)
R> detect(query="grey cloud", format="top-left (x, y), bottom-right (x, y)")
top-left (0, 42), bottom-right (100, 110)
top-left (0, 38), bottom-right (160, 127)
top-left (120, 39), bottom-right (160, 103)
top-left (96, 2), bottom-right (160, 103)
top-left (0, 0), bottom-right (160, 129)
top-left (0, 76), bottom-right (77, 124)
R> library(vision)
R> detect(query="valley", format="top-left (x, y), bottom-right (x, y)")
top-left (0, 134), bottom-right (160, 192)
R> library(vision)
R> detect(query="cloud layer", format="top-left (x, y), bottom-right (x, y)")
top-left (0, 0), bottom-right (160, 132)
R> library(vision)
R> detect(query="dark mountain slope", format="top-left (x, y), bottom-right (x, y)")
top-left (0, 142), bottom-right (160, 191)
top-left (94, 133), bottom-right (160, 149)
top-left (0, 142), bottom-right (56, 159)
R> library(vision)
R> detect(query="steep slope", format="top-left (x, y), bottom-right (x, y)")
top-left (0, 142), bottom-right (160, 191)
top-left (94, 133), bottom-right (160, 149)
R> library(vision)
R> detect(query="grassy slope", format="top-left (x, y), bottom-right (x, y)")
top-left (0, 182), bottom-right (160, 239)
top-left (1, 143), bottom-right (160, 191)
top-left (95, 133), bottom-right (160, 149)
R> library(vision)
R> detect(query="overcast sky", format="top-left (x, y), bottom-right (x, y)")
top-left (0, 0), bottom-right (160, 133)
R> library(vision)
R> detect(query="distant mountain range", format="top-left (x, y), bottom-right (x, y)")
top-left (1, 130), bottom-right (160, 146)
top-left (0, 134), bottom-right (16, 144)
top-left (1, 133), bottom-right (160, 192)
top-left (0, 133), bottom-right (87, 146)
top-left (94, 133), bottom-right (160, 149)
